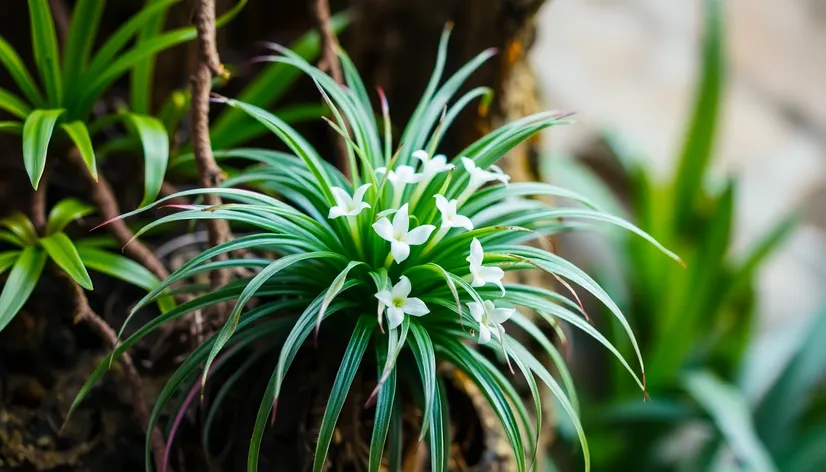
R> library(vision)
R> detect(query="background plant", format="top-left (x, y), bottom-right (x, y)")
top-left (67, 29), bottom-right (681, 472)
top-left (542, 0), bottom-right (822, 470)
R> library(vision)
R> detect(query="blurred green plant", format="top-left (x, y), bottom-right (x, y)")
top-left (0, 199), bottom-right (171, 332)
top-left (544, 0), bottom-right (820, 470)
top-left (65, 28), bottom-right (681, 472)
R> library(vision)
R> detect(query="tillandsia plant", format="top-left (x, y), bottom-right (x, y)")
top-left (0, 0), bottom-right (243, 204)
top-left (0, 199), bottom-right (170, 331)
top-left (67, 28), bottom-right (681, 471)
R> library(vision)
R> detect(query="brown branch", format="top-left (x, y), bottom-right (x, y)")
top-left (48, 0), bottom-right (70, 44)
top-left (190, 0), bottom-right (231, 303)
top-left (30, 166), bottom-right (48, 235)
top-left (69, 150), bottom-right (169, 280)
top-left (312, 0), bottom-right (343, 84)
top-left (67, 278), bottom-right (166, 471)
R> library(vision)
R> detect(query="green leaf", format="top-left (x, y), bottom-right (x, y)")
top-left (408, 321), bottom-right (437, 440)
top-left (62, 0), bottom-right (105, 94)
top-left (39, 232), bottom-right (93, 290)
top-left (672, 0), bottom-right (724, 226)
top-left (428, 379), bottom-right (450, 472)
top-left (0, 37), bottom-right (46, 107)
top-left (22, 108), bottom-right (64, 189)
top-left (316, 261), bottom-right (365, 332)
top-left (127, 113), bottom-right (169, 206)
top-left (27, 0), bottom-right (62, 106)
top-left (313, 316), bottom-right (375, 472)
top-left (61, 121), bottom-right (97, 181)
top-left (0, 250), bottom-right (21, 274)
top-left (1, 212), bottom-right (38, 245)
top-left (45, 198), bottom-right (95, 235)
top-left (755, 305), bottom-right (826, 454)
top-left (130, 0), bottom-right (167, 114)
top-left (0, 87), bottom-right (31, 119)
top-left (368, 344), bottom-right (396, 472)
top-left (76, 246), bottom-right (159, 292)
top-left (683, 371), bottom-right (776, 472)
top-left (0, 246), bottom-right (47, 332)
top-left (0, 230), bottom-right (26, 248)
top-left (0, 121), bottom-right (23, 134)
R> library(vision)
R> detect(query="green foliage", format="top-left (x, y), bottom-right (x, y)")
top-left (67, 29), bottom-right (679, 471)
top-left (544, 0), bottom-right (820, 470)
top-left (0, 199), bottom-right (168, 332)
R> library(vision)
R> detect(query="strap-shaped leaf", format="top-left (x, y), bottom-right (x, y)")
top-left (39, 232), bottom-right (93, 290)
top-left (316, 261), bottom-right (365, 332)
top-left (0, 245), bottom-right (47, 332)
top-left (27, 0), bottom-right (62, 106)
top-left (313, 316), bottom-right (375, 472)
top-left (0, 250), bottom-right (21, 274)
top-left (61, 121), bottom-right (97, 181)
top-left (0, 87), bottom-right (31, 119)
top-left (22, 108), bottom-right (64, 189)
top-left (127, 113), bottom-right (169, 206)
top-left (1, 212), bottom-right (38, 245)
top-left (368, 344), bottom-right (396, 472)
top-left (76, 246), bottom-right (158, 292)
top-left (130, 0), bottom-right (168, 114)
top-left (684, 371), bottom-right (777, 472)
top-left (408, 321), bottom-right (437, 440)
top-left (0, 230), bottom-right (26, 248)
top-left (46, 198), bottom-right (95, 236)
top-left (62, 0), bottom-right (106, 94)
top-left (0, 121), bottom-right (23, 134)
top-left (0, 37), bottom-right (45, 106)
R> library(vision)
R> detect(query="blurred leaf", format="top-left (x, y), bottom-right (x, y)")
top-left (0, 121), bottom-right (23, 134)
top-left (27, 0), bottom-right (62, 106)
top-left (128, 113), bottom-right (169, 207)
top-left (40, 232), bottom-right (93, 290)
top-left (76, 246), bottom-right (159, 292)
top-left (0, 37), bottom-right (45, 107)
top-left (754, 304), bottom-right (826, 454)
top-left (157, 90), bottom-right (189, 133)
top-left (209, 12), bottom-right (348, 150)
top-left (728, 212), bottom-right (799, 297)
top-left (130, 0), bottom-right (167, 114)
top-left (1, 212), bottom-right (38, 245)
top-left (0, 250), bottom-right (21, 274)
top-left (0, 245), bottom-right (47, 332)
top-left (46, 198), bottom-right (95, 235)
top-left (0, 230), bottom-right (26, 247)
top-left (22, 108), bottom-right (64, 189)
top-left (0, 87), bottom-right (32, 119)
top-left (672, 0), bottom-right (724, 227)
top-left (61, 121), bottom-right (98, 180)
top-left (778, 425), bottom-right (826, 472)
top-left (683, 371), bottom-right (777, 472)
top-left (62, 0), bottom-right (105, 94)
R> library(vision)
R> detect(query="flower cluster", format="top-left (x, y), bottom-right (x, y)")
top-left (330, 152), bottom-right (514, 337)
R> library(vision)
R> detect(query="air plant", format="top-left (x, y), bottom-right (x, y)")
top-left (67, 27), bottom-right (680, 472)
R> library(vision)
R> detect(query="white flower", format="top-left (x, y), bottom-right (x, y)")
top-left (467, 300), bottom-right (514, 344)
top-left (434, 194), bottom-right (473, 231)
top-left (461, 157), bottom-right (510, 189)
top-left (375, 276), bottom-right (430, 330)
top-left (373, 203), bottom-right (436, 262)
top-left (377, 165), bottom-right (422, 189)
top-left (413, 150), bottom-right (454, 179)
top-left (328, 184), bottom-right (372, 219)
top-left (467, 237), bottom-right (505, 295)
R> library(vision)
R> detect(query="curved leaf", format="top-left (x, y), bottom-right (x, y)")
top-left (62, 0), bottom-right (106, 94)
top-left (0, 37), bottom-right (45, 106)
top-left (28, 0), bottom-right (62, 106)
top-left (76, 246), bottom-right (159, 291)
top-left (22, 108), bottom-right (64, 189)
top-left (61, 121), bottom-right (97, 181)
top-left (46, 198), bottom-right (95, 235)
top-left (0, 245), bottom-right (46, 332)
top-left (1, 212), bottom-right (38, 245)
top-left (0, 87), bottom-right (31, 119)
top-left (39, 232), bottom-right (93, 290)
top-left (0, 250), bottom-right (21, 274)
top-left (128, 113), bottom-right (169, 206)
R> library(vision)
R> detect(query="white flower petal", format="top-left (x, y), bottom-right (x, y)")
top-left (478, 265), bottom-right (504, 282)
top-left (376, 167), bottom-right (387, 175)
top-left (328, 206), bottom-right (347, 219)
top-left (374, 290), bottom-right (394, 307)
top-left (404, 225), bottom-right (435, 245)
top-left (392, 204), bottom-right (410, 236)
top-left (372, 218), bottom-right (395, 241)
top-left (393, 275), bottom-right (412, 299)
top-left (461, 157), bottom-right (476, 172)
top-left (395, 165), bottom-right (422, 184)
top-left (390, 240), bottom-right (410, 262)
top-left (386, 307), bottom-right (405, 330)
top-left (402, 297), bottom-right (429, 316)
top-left (477, 323), bottom-right (491, 344)
top-left (353, 183), bottom-right (372, 203)
top-left (355, 202), bottom-right (371, 214)
top-left (470, 273), bottom-right (485, 287)
top-left (468, 238), bottom-right (484, 268)
top-left (434, 194), bottom-right (450, 216)
top-left (467, 302), bottom-right (484, 322)
top-left (490, 307), bottom-right (515, 324)
top-left (330, 187), bottom-right (351, 207)
top-left (412, 150), bottom-right (429, 163)
top-left (452, 214), bottom-right (474, 231)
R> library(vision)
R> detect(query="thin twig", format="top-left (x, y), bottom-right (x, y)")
top-left (66, 278), bottom-right (166, 471)
top-left (31, 166), bottom-right (48, 235)
top-left (190, 0), bottom-right (231, 311)
top-left (312, 0), bottom-right (350, 176)
top-left (69, 150), bottom-right (169, 280)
